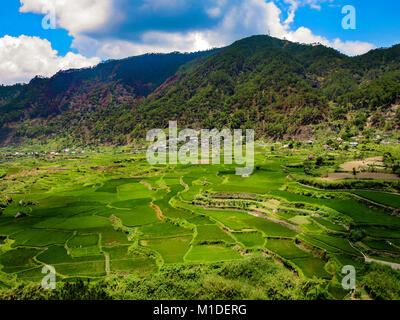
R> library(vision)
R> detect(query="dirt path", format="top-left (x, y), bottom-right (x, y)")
top-left (295, 181), bottom-right (400, 211)
top-left (180, 177), bottom-right (189, 190)
top-left (104, 252), bottom-right (110, 275)
top-left (297, 181), bottom-right (400, 196)
top-left (350, 193), bottom-right (399, 213)
top-left (140, 180), bottom-right (153, 190)
top-left (365, 257), bottom-right (400, 270)
top-left (191, 203), bottom-right (299, 232)
top-left (250, 210), bottom-right (300, 232)
top-left (348, 240), bottom-right (400, 270)
top-left (150, 202), bottom-right (164, 221)
top-left (340, 157), bottom-right (384, 172)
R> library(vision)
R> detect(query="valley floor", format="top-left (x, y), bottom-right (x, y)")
top-left (1, 142), bottom-right (400, 300)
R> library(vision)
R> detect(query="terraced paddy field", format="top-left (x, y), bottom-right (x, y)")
top-left (351, 190), bottom-right (400, 209)
top-left (1, 145), bottom-right (400, 300)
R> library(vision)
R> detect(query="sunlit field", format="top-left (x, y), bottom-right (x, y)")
top-left (1, 141), bottom-right (400, 300)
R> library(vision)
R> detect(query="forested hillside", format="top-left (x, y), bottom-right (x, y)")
top-left (1, 35), bottom-right (400, 146)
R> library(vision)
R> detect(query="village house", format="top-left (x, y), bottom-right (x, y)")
top-left (323, 144), bottom-right (333, 150)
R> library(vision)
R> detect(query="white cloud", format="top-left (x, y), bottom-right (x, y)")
top-left (219, 0), bottom-right (374, 56)
top-left (331, 39), bottom-right (376, 56)
top-left (72, 0), bottom-right (282, 58)
top-left (206, 7), bottom-right (222, 18)
top-left (271, 0), bottom-right (374, 55)
top-left (71, 0), bottom-right (374, 59)
top-left (284, 0), bottom-right (331, 12)
top-left (0, 35), bottom-right (100, 85)
top-left (73, 32), bottom-right (213, 60)
top-left (9, 0), bottom-right (374, 84)
top-left (19, 0), bottom-right (113, 35)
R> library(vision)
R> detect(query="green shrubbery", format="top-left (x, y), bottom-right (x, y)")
top-left (296, 176), bottom-right (400, 192)
top-left (361, 263), bottom-right (400, 300)
top-left (3, 36), bottom-right (400, 145)
top-left (0, 279), bottom-right (111, 300)
top-left (0, 257), bottom-right (334, 300)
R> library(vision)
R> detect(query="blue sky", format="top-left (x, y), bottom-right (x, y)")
top-left (0, 1), bottom-right (73, 55)
top-left (0, 0), bottom-right (399, 85)
top-left (290, 0), bottom-right (400, 48)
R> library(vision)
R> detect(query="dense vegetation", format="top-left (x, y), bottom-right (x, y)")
top-left (1, 36), bottom-right (400, 146)
top-left (0, 51), bottom-right (214, 145)
top-left (0, 257), bottom-right (328, 300)
top-left (2, 257), bottom-right (398, 300)
top-left (2, 34), bottom-right (400, 301)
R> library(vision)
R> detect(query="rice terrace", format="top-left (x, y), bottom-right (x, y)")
top-left (2, 1), bottom-right (400, 303)
top-left (1, 139), bottom-right (400, 300)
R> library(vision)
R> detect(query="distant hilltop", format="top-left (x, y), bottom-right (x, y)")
top-left (0, 35), bottom-right (399, 147)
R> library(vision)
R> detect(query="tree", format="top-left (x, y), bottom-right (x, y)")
top-left (383, 152), bottom-right (394, 164)
top-left (315, 157), bottom-right (324, 166)
top-left (349, 229), bottom-right (364, 242)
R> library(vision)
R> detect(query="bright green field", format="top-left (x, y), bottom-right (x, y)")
top-left (185, 244), bottom-right (243, 263)
top-left (37, 246), bottom-right (106, 277)
top-left (265, 239), bottom-right (311, 259)
top-left (362, 239), bottom-right (400, 254)
top-left (105, 246), bottom-right (157, 274)
top-left (303, 234), bottom-right (362, 257)
top-left (1, 145), bottom-right (400, 300)
top-left (352, 190), bottom-right (400, 209)
top-left (139, 222), bottom-right (192, 239)
top-left (11, 229), bottom-right (72, 247)
top-left (194, 209), bottom-right (297, 238)
top-left (232, 231), bottom-right (265, 248)
top-left (292, 257), bottom-right (331, 279)
top-left (194, 225), bottom-right (236, 244)
top-left (311, 217), bottom-right (347, 233)
top-left (141, 236), bottom-right (192, 264)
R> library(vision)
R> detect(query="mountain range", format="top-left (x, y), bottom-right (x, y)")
top-left (1, 35), bottom-right (400, 147)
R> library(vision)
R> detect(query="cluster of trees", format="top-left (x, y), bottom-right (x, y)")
top-left (134, 39), bottom-right (333, 139)
top-left (0, 52), bottom-right (212, 146)
top-left (296, 175), bottom-right (400, 192)
top-left (1, 255), bottom-right (399, 300)
top-left (0, 257), bottom-right (331, 300)
top-left (0, 195), bottom-right (12, 216)
top-left (361, 263), bottom-right (400, 300)
top-left (339, 71), bottom-right (400, 112)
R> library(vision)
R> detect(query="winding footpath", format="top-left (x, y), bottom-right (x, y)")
top-left (348, 240), bottom-right (400, 270)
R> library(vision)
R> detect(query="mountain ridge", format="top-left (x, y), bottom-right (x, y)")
top-left (1, 35), bottom-right (400, 147)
